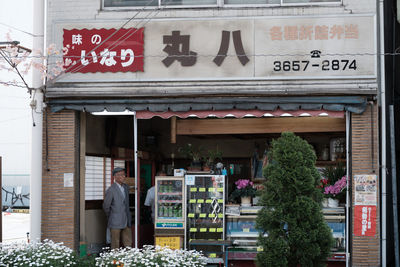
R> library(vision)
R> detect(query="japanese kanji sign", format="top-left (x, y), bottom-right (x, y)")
top-left (354, 205), bottom-right (376, 237)
top-left (59, 15), bottom-right (375, 79)
top-left (354, 174), bottom-right (377, 205)
top-left (63, 28), bottom-right (144, 73)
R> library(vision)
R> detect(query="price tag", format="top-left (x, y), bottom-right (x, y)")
top-left (199, 213), bottom-right (206, 218)
top-left (189, 199), bottom-right (196, 204)
top-left (200, 228), bottom-right (207, 232)
top-left (208, 214), bottom-right (215, 218)
top-left (209, 253), bottom-right (216, 258)
top-left (185, 175), bottom-right (195, 186)
top-left (218, 214), bottom-right (224, 218)
top-left (190, 228), bottom-right (197, 232)
top-left (190, 188), bottom-right (197, 192)
top-left (243, 228), bottom-right (250, 232)
top-left (197, 199), bottom-right (204, 204)
top-left (209, 228), bottom-right (216, 232)
top-left (217, 188), bottom-right (224, 192)
top-left (188, 213), bottom-right (195, 218)
top-left (218, 199), bottom-right (224, 203)
top-left (205, 199), bottom-right (212, 203)
top-left (208, 188), bottom-right (215, 192)
top-left (217, 228), bottom-right (223, 232)
top-left (199, 188), bottom-right (206, 192)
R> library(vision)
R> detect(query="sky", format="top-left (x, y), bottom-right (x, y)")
top-left (0, 0), bottom-right (33, 176)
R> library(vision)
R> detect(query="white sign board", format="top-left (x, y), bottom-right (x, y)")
top-left (64, 173), bottom-right (74, 188)
top-left (59, 15), bottom-right (376, 81)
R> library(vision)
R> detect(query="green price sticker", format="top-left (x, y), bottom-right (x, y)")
top-left (190, 188), bottom-right (197, 192)
top-left (190, 228), bottom-right (197, 232)
top-left (200, 228), bottom-right (207, 232)
top-left (217, 188), bottom-right (224, 192)
top-left (209, 228), bottom-right (216, 232)
top-left (243, 228), bottom-right (250, 232)
top-left (189, 199), bottom-right (196, 204)
top-left (217, 199), bottom-right (224, 203)
top-left (217, 228), bottom-right (223, 232)
top-left (208, 214), bottom-right (215, 218)
top-left (218, 214), bottom-right (223, 218)
top-left (208, 188), bottom-right (215, 192)
top-left (209, 253), bottom-right (216, 258)
top-left (199, 188), bottom-right (206, 192)
top-left (197, 199), bottom-right (204, 204)
top-left (205, 199), bottom-right (212, 203)
top-left (199, 213), bottom-right (206, 218)
top-left (188, 213), bottom-right (195, 218)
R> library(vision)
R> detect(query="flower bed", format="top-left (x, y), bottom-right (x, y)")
top-left (96, 246), bottom-right (207, 267)
top-left (0, 241), bottom-right (207, 267)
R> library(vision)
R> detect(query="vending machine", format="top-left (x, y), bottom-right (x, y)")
top-left (154, 176), bottom-right (185, 249)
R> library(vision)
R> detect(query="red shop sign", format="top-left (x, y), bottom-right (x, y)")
top-left (63, 28), bottom-right (144, 73)
top-left (354, 205), bottom-right (376, 237)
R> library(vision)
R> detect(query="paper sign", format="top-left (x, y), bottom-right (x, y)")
top-left (186, 175), bottom-right (195, 186)
top-left (155, 236), bottom-right (181, 250)
top-left (64, 173), bottom-right (73, 187)
top-left (354, 205), bottom-right (376, 236)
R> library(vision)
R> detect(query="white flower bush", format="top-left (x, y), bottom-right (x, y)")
top-left (96, 245), bottom-right (207, 267)
top-left (0, 241), bottom-right (207, 267)
top-left (0, 239), bottom-right (77, 266)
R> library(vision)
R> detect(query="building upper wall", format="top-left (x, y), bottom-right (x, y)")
top-left (45, 0), bottom-right (378, 97)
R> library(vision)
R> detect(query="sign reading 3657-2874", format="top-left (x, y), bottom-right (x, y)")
top-left (272, 51), bottom-right (357, 72)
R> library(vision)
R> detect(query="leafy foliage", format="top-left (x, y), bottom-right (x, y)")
top-left (256, 132), bottom-right (333, 267)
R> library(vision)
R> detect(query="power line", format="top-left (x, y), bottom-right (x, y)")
top-left (0, 22), bottom-right (40, 37)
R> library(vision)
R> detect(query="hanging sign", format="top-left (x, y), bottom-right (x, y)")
top-left (354, 205), bottom-right (376, 236)
top-left (354, 174), bottom-right (377, 206)
top-left (63, 28), bottom-right (144, 73)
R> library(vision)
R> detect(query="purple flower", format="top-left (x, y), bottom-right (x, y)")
top-left (324, 176), bottom-right (347, 197)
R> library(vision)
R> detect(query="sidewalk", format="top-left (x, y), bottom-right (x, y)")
top-left (2, 211), bottom-right (30, 243)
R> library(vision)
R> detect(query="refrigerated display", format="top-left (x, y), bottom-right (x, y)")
top-left (185, 174), bottom-right (225, 263)
top-left (155, 176), bottom-right (185, 229)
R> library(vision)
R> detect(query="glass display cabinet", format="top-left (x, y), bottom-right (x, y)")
top-left (154, 176), bottom-right (185, 249)
top-left (185, 174), bottom-right (226, 264)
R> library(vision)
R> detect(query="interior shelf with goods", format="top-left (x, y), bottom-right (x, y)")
top-left (323, 207), bottom-right (346, 262)
top-left (185, 174), bottom-right (225, 264)
top-left (225, 205), bottom-right (262, 261)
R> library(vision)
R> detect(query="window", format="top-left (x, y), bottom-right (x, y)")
top-left (103, 0), bottom-right (340, 8)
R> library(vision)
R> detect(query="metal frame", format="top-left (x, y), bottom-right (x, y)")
top-left (102, 0), bottom-right (342, 10)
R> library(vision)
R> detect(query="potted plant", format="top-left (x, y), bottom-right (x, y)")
top-left (319, 162), bottom-right (347, 207)
top-left (321, 175), bottom-right (347, 207)
top-left (202, 147), bottom-right (223, 171)
top-left (178, 143), bottom-right (204, 171)
top-left (229, 179), bottom-right (256, 206)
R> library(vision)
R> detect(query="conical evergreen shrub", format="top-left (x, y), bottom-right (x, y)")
top-left (256, 132), bottom-right (333, 267)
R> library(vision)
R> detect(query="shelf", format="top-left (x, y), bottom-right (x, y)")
top-left (158, 192), bottom-right (182, 195)
top-left (158, 200), bottom-right (183, 203)
top-left (226, 215), bottom-right (257, 219)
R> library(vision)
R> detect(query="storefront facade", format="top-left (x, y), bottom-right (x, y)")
top-left (43, 0), bottom-right (381, 266)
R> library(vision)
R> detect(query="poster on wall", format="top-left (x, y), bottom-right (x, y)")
top-left (354, 174), bottom-right (377, 206)
top-left (354, 205), bottom-right (376, 237)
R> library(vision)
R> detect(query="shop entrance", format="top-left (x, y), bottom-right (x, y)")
top-left (82, 112), bottom-right (348, 266)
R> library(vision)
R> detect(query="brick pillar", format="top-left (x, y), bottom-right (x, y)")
top-left (42, 109), bottom-right (77, 248)
top-left (351, 102), bottom-right (380, 266)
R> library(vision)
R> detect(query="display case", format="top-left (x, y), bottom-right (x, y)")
top-left (323, 207), bottom-right (346, 261)
top-left (226, 206), bottom-right (262, 261)
top-left (185, 174), bottom-right (225, 263)
top-left (154, 176), bottom-right (185, 249)
top-left (155, 176), bottom-right (185, 229)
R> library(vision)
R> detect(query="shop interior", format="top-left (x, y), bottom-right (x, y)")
top-left (83, 113), bottom-right (347, 264)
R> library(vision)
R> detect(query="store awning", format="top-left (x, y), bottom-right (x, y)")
top-left (48, 96), bottom-right (367, 117)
